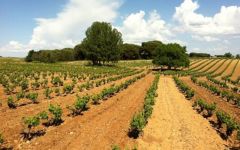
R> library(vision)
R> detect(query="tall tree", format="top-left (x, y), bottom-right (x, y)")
top-left (224, 52), bottom-right (233, 58)
top-left (120, 43), bottom-right (140, 60)
top-left (140, 41), bottom-right (163, 59)
top-left (74, 44), bottom-right (86, 60)
top-left (82, 22), bottom-right (123, 65)
top-left (153, 43), bottom-right (190, 69)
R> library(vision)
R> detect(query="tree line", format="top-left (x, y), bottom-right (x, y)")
top-left (26, 21), bottom-right (190, 68)
top-left (26, 41), bottom-right (166, 63)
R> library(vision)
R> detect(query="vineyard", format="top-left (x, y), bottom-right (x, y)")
top-left (0, 58), bottom-right (239, 149)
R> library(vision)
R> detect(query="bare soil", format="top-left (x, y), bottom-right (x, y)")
top-left (17, 74), bottom-right (154, 149)
top-left (205, 59), bottom-right (224, 73)
top-left (231, 60), bottom-right (240, 81)
top-left (212, 59), bottom-right (232, 75)
top-left (137, 76), bottom-right (226, 150)
top-left (220, 59), bottom-right (238, 77)
top-left (0, 72), bottom-right (145, 149)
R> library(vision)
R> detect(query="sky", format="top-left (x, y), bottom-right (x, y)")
top-left (0, 0), bottom-right (240, 57)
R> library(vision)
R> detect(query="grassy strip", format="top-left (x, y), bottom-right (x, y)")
top-left (128, 74), bottom-right (160, 138)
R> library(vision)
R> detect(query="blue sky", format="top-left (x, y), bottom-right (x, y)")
top-left (0, 0), bottom-right (240, 57)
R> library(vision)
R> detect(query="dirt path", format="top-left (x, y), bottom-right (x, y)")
top-left (137, 76), bottom-right (226, 150)
top-left (20, 74), bottom-right (154, 150)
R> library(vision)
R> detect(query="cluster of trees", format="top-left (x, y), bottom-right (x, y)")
top-left (215, 52), bottom-right (240, 58)
top-left (25, 48), bottom-right (74, 63)
top-left (26, 21), bottom-right (190, 69)
top-left (189, 52), bottom-right (211, 58)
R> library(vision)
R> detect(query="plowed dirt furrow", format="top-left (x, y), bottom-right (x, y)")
top-left (137, 76), bottom-right (226, 150)
top-left (181, 77), bottom-right (240, 123)
top-left (20, 74), bottom-right (154, 150)
top-left (0, 73), bottom-right (144, 148)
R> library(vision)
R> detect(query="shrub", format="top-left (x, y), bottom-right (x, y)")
top-left (37, 111), bottom-right (49, 120)
top-left (16, 91), bottom-right (25, 100)
top-left (67, 96), bottom-right (88, 116)
top-left (237, 130), bottom-right (240, 140)
top-left (63, 84), bottom-right (74, 94)
top-left (216, 111), bottom-right (230, 128)
top-left (129, 112), bottom-right (146, 138)
top-left (26, 92), bottom-right (38, 103)
top-left (186, 90), bottom-right (195, 99)
top-left (22, 116), bottom-right (40, 139)
top-left (51, 76), bottom-right (63, 86)
top-left (48, 104), bottom-right (63, 125)
top-left (112, 145), bottom-right (121, 150)
top-left (226, 119), bottom-right (238, 137)
top-left (54, 88), bottom-right (60, 96)
top-left (7, 96), bottom-right (17, 108)
top-left (92, 94), bottom-right (102, 105)
top-left (0, 133), bottom-right (3, 145)
top-left (44, 88), bottom-right (53, 99)
top-left (21, 79), bottom-right (29, 91)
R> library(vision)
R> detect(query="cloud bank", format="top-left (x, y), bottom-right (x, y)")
top-left (1, 0), bottom-right (240, 56)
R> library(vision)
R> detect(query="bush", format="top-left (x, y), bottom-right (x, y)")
top-left (37, 111), bottom-right (49, 120)
top-left (174, 76), bottom-right (195, 99)
top-left (16, 91), bottom-right (25, 100)
top-left (63, 84), bottom-right (74, 94)
top-left (54, 88), bottom-right (60, 96)
top-left (7, 96), bottom-right (17, 108)
top-left (67, 96), bottom-right (88, 116)
top-left (194, 99), bottom-right (216, 117)
top-left (22, 116), bottom-right (40, 139)
top-left (91, 94), bottom-right (102, 105)
top-left (51, 77), bottom-right (63, 86)
top-left (0, 133), bottom-right (3, 145)
top-left (112, 145), bottom-right (121, 150)
top-left (48, 104), bottom-right (63, 125)
top-left (129, 112), bottom-right (146, 138)
top-left (44, 88), bottom-right (53, 99)
top-left (26, 92), bottom-right (38, 103)
top-left (216, 110), bottom-right (238, 137)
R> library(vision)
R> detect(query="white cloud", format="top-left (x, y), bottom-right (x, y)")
top-left (174, 0), bottom-right (240, 41)
top-left (0, 0), bottom-right (121, 54)
top-left (117, 10), bottom-right (174, 44)
top-left (0, 41), bottom-right (27, 52)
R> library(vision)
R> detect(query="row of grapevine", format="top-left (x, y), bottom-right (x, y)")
top-left (193, 99), bottom-right (240, 139)
top-left (129, 74), bottom-right (160, 138)
top-left (19, 72), bottom-right (149, 141)
top-left (173, 76), bottom-right (195, 99)
top-left (191, 76), bottom-right (240, 107)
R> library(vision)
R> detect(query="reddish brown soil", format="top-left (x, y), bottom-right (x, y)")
top-left (19, 74), bottom-right (154, 150)
top-left (0, 72), bottom-right (153, 149)
top-left (0, 72), bottom-right (145, 149)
